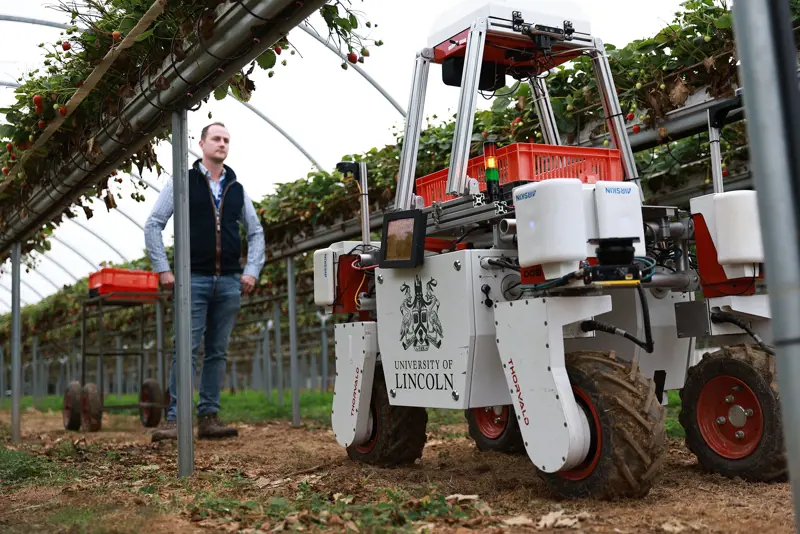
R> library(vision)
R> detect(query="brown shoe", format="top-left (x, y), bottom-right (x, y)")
top-left (198, 413), bottom-right (238, 439)
top-left (152, 420), bottom-right (177, 442)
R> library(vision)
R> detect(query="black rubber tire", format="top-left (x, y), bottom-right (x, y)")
top-left (81, 383), bottom-right (103, 432)
top-left (465, 405), bottom-right (525, 454)
top-left (139, 378), bottom-right (163, 428)
top-left (63, 381), bottom-right (82, 431)
top-left (346, 362), bottom-right (428, 467)
top-left (538, 351), bottom-right (667, 500)
top-left (679, 344), bottom-right (786, 482)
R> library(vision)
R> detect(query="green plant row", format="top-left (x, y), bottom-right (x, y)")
top-left (0, 0), bottom-right (382, 259)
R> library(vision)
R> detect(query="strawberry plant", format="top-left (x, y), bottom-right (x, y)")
top-left (0, 0), bottom-right (382, 258)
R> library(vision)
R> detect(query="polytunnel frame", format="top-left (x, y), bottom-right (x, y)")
top-left (0, 10), bottom-right (407, 308)
top-left (0, 0), bottom-right (334, 479)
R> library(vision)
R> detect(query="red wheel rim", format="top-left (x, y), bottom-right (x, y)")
top-left (472, 406), bottom-right (509, 439)
top-left (557, 387), bottom-right (602, 481)
top-left (696, 375), bottom-right (763, 459)
top-left (355, 403), bottom-right (378, 453)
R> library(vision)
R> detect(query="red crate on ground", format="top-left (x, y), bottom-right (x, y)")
top-left (88, 268), bottom-right (159, 302)
top-left (415, 143), bottom-right (624, 206)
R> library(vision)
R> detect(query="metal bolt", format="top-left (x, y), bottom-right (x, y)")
top-left (745, 409), bottom-right (754, 417)
top-left (732, 385), bottom-right (742, 392)
top-left (735, 430), bottom-right (745, 439)
top-left (377, 274), bottom-right (383, 284)
top-left (725, 395), bottom-right (735, 403)
top-left (452, 390), bottom-right (459, 400)
top-left (716, 416), bottom-right (726, 425)
top-left (390, 389), bottom-right (396, 398)
top-left (454, 261), bottom-right (461, 271)
top-left (494, 417), bottom-right (502, 424)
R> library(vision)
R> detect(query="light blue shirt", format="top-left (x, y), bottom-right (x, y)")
top-left (144, 163), bottom-right (265, 279)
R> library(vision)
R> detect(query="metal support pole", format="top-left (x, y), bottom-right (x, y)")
top-left (274, 301), bottom-right (283, 406)
top-left (57, 361), bottom-right (64, 397)
top-left (262, 323), bottom-right (272, 401)
top-left (156, 299), bottom-right (165, 395)
top-left (530, 77), bottom-right (561, 146)
top-left (0, 346), bottom-right (5, 409)
top-left (708, 109), bottom-right (725, 194)
top-left (286, 257), bottom-right (301, 427)
top-left (589, 39), bottom-right (641, 197)
top-left (319, 314), bottom-right (328, 392)
top-left (116, 336), bottom-right (123, 400)
top-left (394, 48), bottom-right (433, 211)
top-left (31, 336), bottom-right (38, 409)
top-left (732, 0), bottom-right (800, 521)
top-left (446, 19), bottom-right (488, 197)
top-left (10, 242), bottom-right (22, 443)
top-left (172, 109), bottom-right (194, 478)
top-left (251, 344), bottom-right (261, 390)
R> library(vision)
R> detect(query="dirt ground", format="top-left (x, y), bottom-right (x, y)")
top-left (0, 409), bottom-right (795, 534)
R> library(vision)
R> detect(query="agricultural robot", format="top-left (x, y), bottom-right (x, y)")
top-left (313, 1), bottom-right (781, 500)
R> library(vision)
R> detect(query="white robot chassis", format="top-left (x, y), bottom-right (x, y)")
top-left (313, 1), bottom-right (782, 500)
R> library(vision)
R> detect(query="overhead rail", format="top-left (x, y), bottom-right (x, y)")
top-left (0, 0), bottom-right (328, 256)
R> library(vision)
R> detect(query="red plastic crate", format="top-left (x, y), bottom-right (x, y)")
top-left (415, 143), bottom-right (624, 206)
top-left (88, 268), bottom-right (159, 302)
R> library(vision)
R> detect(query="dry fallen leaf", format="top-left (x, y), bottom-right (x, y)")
top-left (333, 493), bottom-right (354, 504)
top-left (414, 522), bottom-right (437, 533)
top-left (503, 515), bottom-right (534, 526)
top-left (539, 510), bottom-right (565, 528)
top-left (254, 477), bottom-right (271, 489)
top-left (445, 494), bottom-right (479, 503)
top-left (345, 521), bottom-right (359, 532)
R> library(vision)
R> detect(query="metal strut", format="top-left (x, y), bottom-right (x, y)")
top-left (446, 18), bottom-right (488, 198)
top-left (589, 39), bottom-right (641, 198)
top-left (530, 77), bottom-right (561, 146)
top-left (394, 48), bottom-right (433, 211)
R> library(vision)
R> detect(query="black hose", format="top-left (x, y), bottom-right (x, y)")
top-left (637, 285), bottom-right (655, 353)
top-left (710, 311), bottom-right (776, 356)
top-left (579, 286), bottom-right (655, 353)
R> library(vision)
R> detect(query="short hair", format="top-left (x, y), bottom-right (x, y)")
top-left (201, 122), bottom-right (227, 140)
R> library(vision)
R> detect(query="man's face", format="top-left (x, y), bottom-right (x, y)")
top-left (200, 125), bottom-right (230, 163)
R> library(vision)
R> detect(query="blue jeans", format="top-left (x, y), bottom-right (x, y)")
top-left (166, 273), bottom-right (241, 420)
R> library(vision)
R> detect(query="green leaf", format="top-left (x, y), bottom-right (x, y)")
top-left (214, 83), bottom-right (229, 101)
top-left (0, 124), bottom-right (15, 139)
top-left (348, 13), bottom-right (358, 29)
top-left (135, 29), bottom-right (154, 42)
top-left (491, 97), bottom-right (511, 113)
top-left (256, 50), bottom-right (276, 70)
top-left (715, 13), bottom-right (733, 29)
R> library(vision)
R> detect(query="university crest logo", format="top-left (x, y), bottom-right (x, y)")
top-left (399, 275), bottom-right (443, 352)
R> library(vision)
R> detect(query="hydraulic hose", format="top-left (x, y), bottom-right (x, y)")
top-left (580, 285), bottom-right (655, 353)
top-left (710, 311), bottom-right (776, 355)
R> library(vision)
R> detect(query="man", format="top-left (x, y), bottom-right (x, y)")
top-left (144, 122), bottom-right (265, 442)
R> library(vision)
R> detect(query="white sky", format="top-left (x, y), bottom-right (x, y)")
top-left (0, 0), bottom-right (686, 311)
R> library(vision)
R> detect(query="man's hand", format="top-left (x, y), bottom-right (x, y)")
top-left (159, 271), bottom-right (175, 290)
top-left (241, 275), bottom-right (256, 294)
